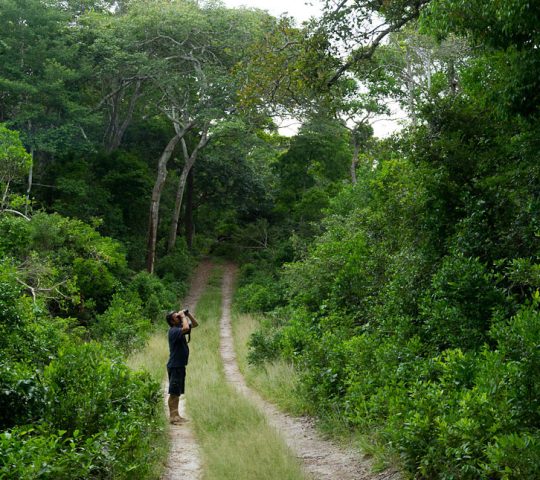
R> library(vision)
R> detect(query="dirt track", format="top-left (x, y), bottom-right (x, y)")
top-left (162, 259), bottom-right (214, 480)
top-left (219, 262), bottom-right (401, 480)
top-left (163, 259), bottom-right (400, 480)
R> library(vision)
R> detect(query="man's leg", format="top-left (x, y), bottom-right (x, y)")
top-left (167, 367), bottom-right (187, 424)
top-left (168, 394), bottom-right (181, 423)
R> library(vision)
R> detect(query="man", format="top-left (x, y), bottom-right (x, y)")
top-left (166, 309), bottom-right (198, 424)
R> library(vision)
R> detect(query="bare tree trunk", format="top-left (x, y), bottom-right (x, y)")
top-left (350, 140), bottom-right (360, 185)
top-left (146, 114), bottom-right (195, 273)
top-left (146, 133), bottom-right (181, 273)
top-left (1, 180), bottom-right (10, 209)
top-left (405, 45), bottom-right (417, 126)
top-left (184, 168), bottom-right (194, 249)
top-left (167, 129), bottom-right (209, 252)
top-left (25, 147), bottom-right (33, 216)
top-left (448, 59), bottom-right (458, 95)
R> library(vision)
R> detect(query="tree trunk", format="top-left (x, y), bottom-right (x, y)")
top-left (105, 79), bottom-right (143, 153)
top-left (25, 147), bottom-right (33, 216)
top-left (1, 180), bottom-right (10, 209)
top-left (184, 168), bottom-right (194, 249)
top-left (168, 159), bottom-right (192, 252)
top-left (405, 45), bottom-right (417, 126)
top-left (167, 129), bottom-right (209, 252)
top-left (448, 59), bottom-right (458, 95)
top-left (146, 134), bottom-right (181, 274)
top-left (350, 140), bottom-right (360, 185)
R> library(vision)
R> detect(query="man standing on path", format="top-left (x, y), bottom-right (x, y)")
top-left (166, 309), bottom-right (199, 424)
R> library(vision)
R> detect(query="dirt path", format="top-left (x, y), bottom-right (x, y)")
top-left (219, 263), bottom-right (401, 480)
top-left (162, 259), bottom-right (214, 480)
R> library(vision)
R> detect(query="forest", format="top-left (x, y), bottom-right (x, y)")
top-left (0, 0), bottom-right (539, 478)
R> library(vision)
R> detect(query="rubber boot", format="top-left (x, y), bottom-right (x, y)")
top-left (168, 395), bottom-right (183, 424)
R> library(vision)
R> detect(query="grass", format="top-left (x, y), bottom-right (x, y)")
top-left (230, 310), bottom-right (307, 415)
top-left (229, 309), bottom-right (400, 474)
top-left (186, 267), bottom-right (307, 480)
top-left (128, 330), bottom-right (169, 382)
top-left (127, 327), bottom-right (170, 479)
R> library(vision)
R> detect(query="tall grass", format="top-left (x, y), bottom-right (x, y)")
top-left (230, 310), bottom-right (397, 470)
top-left (127, 330), bottom-right (169, 381)
top-left (231, 310), bottom-right (307, 415)
top-left (187, 269), bottom-right (306, 480)
top-left (127, 327), bottom-right (170, 479)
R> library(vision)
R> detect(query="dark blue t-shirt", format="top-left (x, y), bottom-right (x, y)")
top-left (167, 326), bottom-right (189, 368)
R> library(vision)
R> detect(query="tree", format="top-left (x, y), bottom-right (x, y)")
top-left (121, 1), bottom-right (271, 271)
top-left (274, 115), bottom-right (351, 233)
top-left (0, 125), bottom-right (32, 215)
top-left (368, 27), bottom-right (470, 122)
top-left (320, 0), bottom-right (432, 85)
top-left (0, 0), bottom-right (95, 155)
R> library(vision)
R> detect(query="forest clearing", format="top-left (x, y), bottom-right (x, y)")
top-left (1, 0), bottom-right (539, 479)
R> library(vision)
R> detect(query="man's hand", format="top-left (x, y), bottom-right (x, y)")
top-left (180, 312), bottom-right (190, 333)
top-left (186, 311), bottom-right (199, 328)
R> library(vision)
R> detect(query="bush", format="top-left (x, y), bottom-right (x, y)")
top-left (90, 292), bottom-right (151, 354)
top-left (155, 239), bottom-right (192, 297)
top-left (484, 433), bottom-right (540, 479)
top-left (128, 271), bottom-right (175, 322)
top-left (0, 339), bottom-right (163, 479)
top-left (43, 342), bottom-right (159, 435)
top-left (39, 342), bottom-right (161, 478)
top-left (420, 253), bottom-right (507, 351)
top-left (0, 425), bottom-right (96, 479)
top-left (0, 215), bottom-right (31, 257)
top-left (0, 208), bottom-right (166, 478)
top-left (236, 282), bottom-right (282, 313)
top-left (0, 362), bottom-right (46, 430)
top-left (247, 315), bottom-right (284, 365)
top-left (490, 297), bottom-right (540, 427)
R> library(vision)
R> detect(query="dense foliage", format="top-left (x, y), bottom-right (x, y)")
top-left (238, 1), bottom-right (540, 478)
top-left (0, 209), bottom-right (188, 477)
top-left (0, 0), bottom-right (277, 477)
top-left (2, 0), bottom-right (539, 478)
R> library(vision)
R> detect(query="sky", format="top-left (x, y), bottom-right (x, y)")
top-left (221, 0), bottom-right (404, 138)
top-left (221, 0), bottom-right (322, 24)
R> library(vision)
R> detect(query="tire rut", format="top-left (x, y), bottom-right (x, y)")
top-left (219, 262), bottom-right (401, 480)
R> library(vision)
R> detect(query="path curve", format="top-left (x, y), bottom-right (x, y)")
top-left (219, 263), bottom-right (401, 480)
top-left (162, 259), bottom-right (214, 480)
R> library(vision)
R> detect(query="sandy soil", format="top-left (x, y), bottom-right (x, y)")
top-left (161, 259), bottom-right (214, 480)
top-left (219, 263), bottom-right (401, 480)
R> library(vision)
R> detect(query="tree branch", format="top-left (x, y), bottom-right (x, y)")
top-left (327, 0), bottom-right (431, 86)
top-left (1, 208), bottom-right (31, 221)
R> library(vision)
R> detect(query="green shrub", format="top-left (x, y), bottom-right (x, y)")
top-left (155, 239), bottom-right (191, 282)
top-left (128, 270), bottom-right (175, 322)
top-left (129, 271), bottom-right (169, 304)
top-left (90, 292), bottom-right (151, 354)
top-left (0, 215), bottom-right (31, 257)
top-left (420, 253), bottom-right (507, 351)
top-left (73, 257), bottom-right (118, 312)
top-left (144, 293), bottom-right (162, 323)
top-left (484, 433), bottom-right (540, 480)
top-left (0, 362), bottom-right (46, 430)
top-left (236, 282), bottom-right (282, 313)
top-left (44, 343), bottom-right (153, 434)
top-left (247, 315), bottom-right (283, 365)
top-left (40, 342), bottom-right (161, 477)
top-left (490, 297), bottom-right (540, 427)
top-left (0, 425), bottom-right (96, 479)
